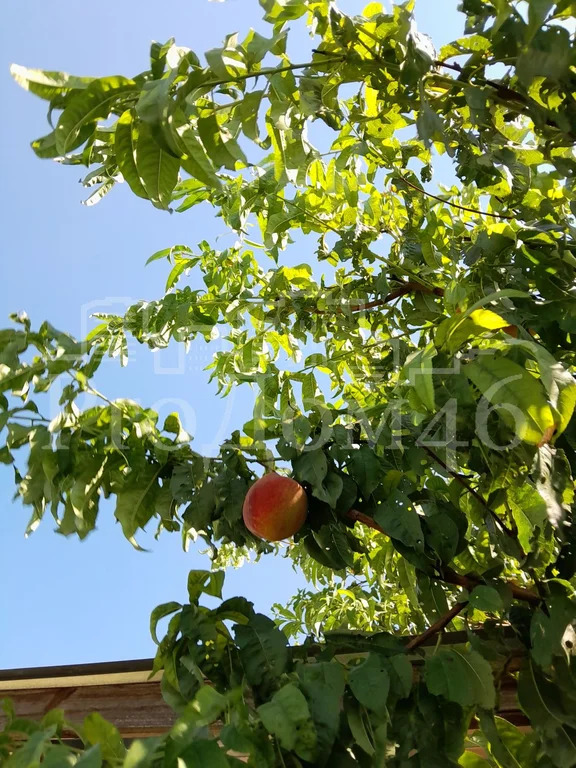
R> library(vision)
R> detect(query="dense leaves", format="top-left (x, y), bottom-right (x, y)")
top-left (4, 0), bottom-right (576, 764)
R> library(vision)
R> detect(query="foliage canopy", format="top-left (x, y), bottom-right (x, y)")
top-left (3, 0), bottom-right (576, 765)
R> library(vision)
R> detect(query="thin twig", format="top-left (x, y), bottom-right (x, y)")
top-left (434, 60), bottom-right (464, 74)
top-left (196, 56), bottom-right (346, 92)
top-left (342, 106), bottom-right (513, 222)
top-left (277, 193), bottom-right (342, 236)
top-left (405, 601), bottom-right (468, 651)
top-left (418, 444), bottom-right (520, 546)
top-left (399, 177), bottom-right (514, 221)
top-left (10, 415), bottom-right (50, 424)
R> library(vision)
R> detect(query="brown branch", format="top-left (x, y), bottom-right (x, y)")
top-left (441, 567), bottom-right (540, 606)
top-left (433, 59), bottom-right (573, 138)
top-left (346, 510), bottom-right (540, 605)
top-left (313, 282), bottom-right (444, 315)
top-left (405, 600), bottom-right (468, 651)
top-left (434, 59), bottom-right (465, 74)
top-left (348, 508), bottom-right (386, 534)
top-left (433, 59), bottom-right (528, 105)
top-left (399, 177), bottom-right (514, 221)
top-left (418, 444), bottom-right (521, 549)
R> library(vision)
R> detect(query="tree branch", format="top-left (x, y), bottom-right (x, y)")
top-left (433, 59), bottom-right (529, 104)
top-left (418, 444), bottom-right (522, 551)
top-left (405, 600), bottom-right (468, 651)
top-left (347, 508), bottom-right (386, 535)
top-left (441, 566), bottom-right (540, 606)
top-left (198, 56), bottom-right (346, 91)
top-left (399, 177), bottom-right (514, 221)
top-left (314, 281), bottom-right (444, 315)
top-left (346, 510), bottom-right (540, 605)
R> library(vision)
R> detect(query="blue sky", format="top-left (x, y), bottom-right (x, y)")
top-left (0, 0), bottom-right (464, 668)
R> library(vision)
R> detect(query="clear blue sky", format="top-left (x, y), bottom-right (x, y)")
top-left (0, 0), bottom-right (463, 668)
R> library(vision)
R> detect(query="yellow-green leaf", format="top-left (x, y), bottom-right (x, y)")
top-left (465, 355), bottom-right (555, 445)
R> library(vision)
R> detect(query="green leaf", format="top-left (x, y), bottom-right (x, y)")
top-left (177, 740), bottom-right (230, 768)
top-left (237, 89), bottom-right (265, 140)
top-left (345, 699), bottom-right (375, 756)
top-left (187, 569), bottom-right (225, 601)
top-left (313, 524), bottom-right (355, 570)
top-left (555, 379), bottom-right (576, 440)
top-left (530, 593), bottom-right (576, 668)
top-left (74, 745), bottom-right (103, 768)
top-left (4, 730), bottom-right (53, 768)
top-left (136, 75), bottom-right (180, 156)
top-left (349, 653), bottom-right (390, 716)
top-left (197, 113), bottom-right (246, 171)
top-left (507, 483), bottom-right (548, 553)
top-left (212, 596), bottom-right (255, 625)
top-left (503, 339), bottom-right (576, 439)
top-left (82, 713), bottom-right (125, 762)
top-left (387, 654), bottom-right (413, 699)
top-left (425, 649), bottom-right (496, 709)
top-left (145, 244), bottom-right (193, 265)
top-left (477, 711), bottom-right (530, 768)
top-left (123, 739), bottom-right (161, 768)
top-left (134, 121), bottom-right (180, 209)
top-left (404, 344), bottom-right (436, 411)
top-left (175, 123), bottom-right (222, 189)
top-left (163, 412), bottom-right (190, 441)
top-left (10, 64), bottom-right (94, 99)
top-left (458, 753), bottom-right (492, 767)
top-left (41, 745), bottom-right (80, 768)
top-left (416, 100), bottom-right (444, 148)
top-left (234, 613), bottom-right (288, 687)
top-left (189, 685), bottom-right (227, 725)
top-left (55, 76), bottom-right (135, 154)
top-left (348, 445), bottom-right (382, 497)
top-left (374, 491), bottom-right (425, 552)
top-left (311, 470), bottom-right (343, 507)
top-left (468, 586), bottom-right (504, 613)
top-left (517, 661), bottom-right (576, 760)
top-left (534, 445), bottom-right (572, 528)
top-left (293, 450), bottom-right (328, 488)
top-left (517, 26), bottom-right (571, 86)
top-left (165, 257), bottom-right (195, 291)
top-left (298, 662), bottom-right (345, 757)
top-left (114, 477), bottom-right (159, 543)
top-left (257, 683), bottom-right (318, 762)
top-left (183, 483), bottom-right (216, 533)
top-left (435, 309), bottom-right (510, 353)
top-left (150, 38), bottom-right (175, 78)
top-left (424, 507), bottom-right (461, 564)
top-left (150, 602), bottom-right (181, 645)
top-left (30, 132), bottom-right (60, 159)
top-left (304, 531), bottom-right (347, 570)
top-left (114, 111), bottom-right (149, 199)
top-left (465, 354), bottom-right (556, 445)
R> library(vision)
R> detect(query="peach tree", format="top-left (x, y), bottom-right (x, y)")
top-left (2, 0), bottom-right (576, 765)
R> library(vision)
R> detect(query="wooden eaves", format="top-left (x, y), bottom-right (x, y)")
top-left (0, 636), bottom-right (528, 746)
